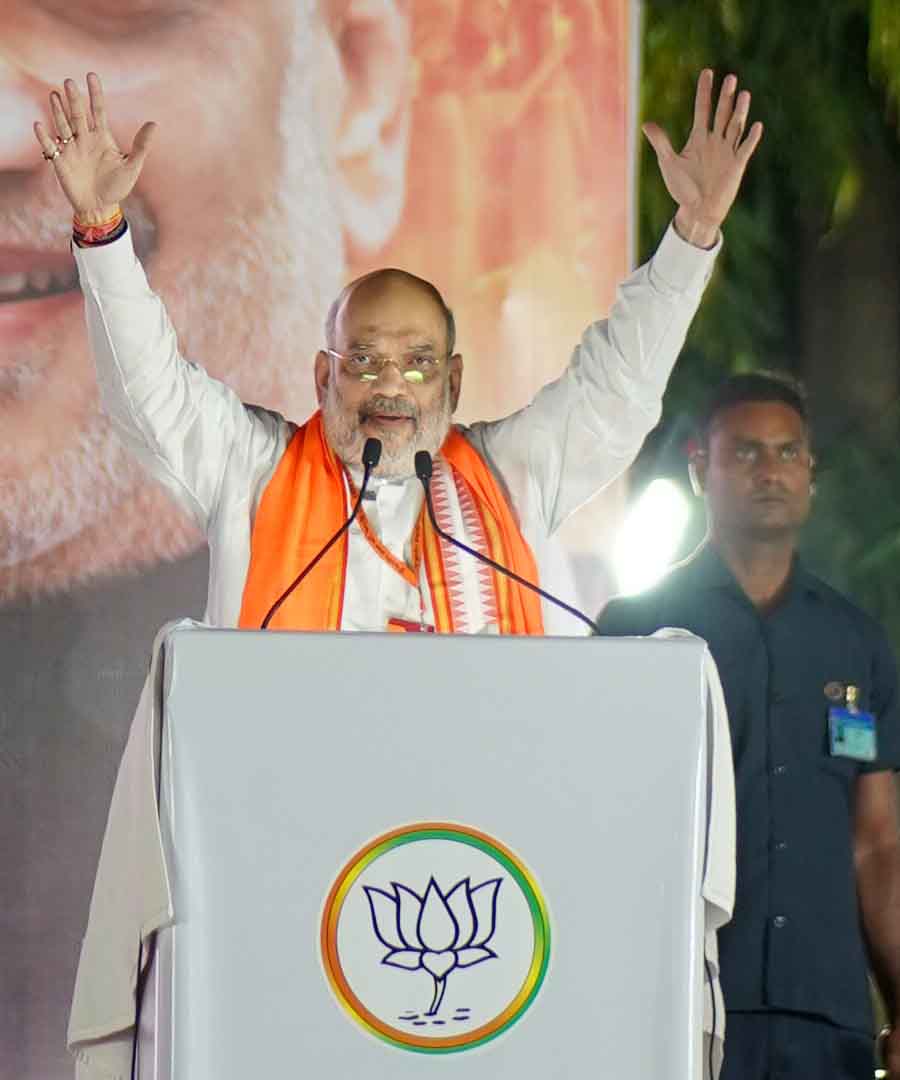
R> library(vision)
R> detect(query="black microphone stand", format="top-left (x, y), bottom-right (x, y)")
top-left (414, 451), bottom-right (600, 635)
top-left (261, 438), bottom-right (382, 629)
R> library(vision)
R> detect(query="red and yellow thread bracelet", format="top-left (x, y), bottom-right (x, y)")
top-left (73, 208), bottom-right (125, 246)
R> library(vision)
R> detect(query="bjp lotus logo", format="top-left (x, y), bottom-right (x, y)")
top-left (364, 875), bottom-right (501, 1017)
top-left (320, 824), bottom-right (551, 1053)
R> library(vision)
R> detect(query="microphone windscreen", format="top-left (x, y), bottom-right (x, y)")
top-left (362, 438), bottom-right (382, 469)
top-left (414, 450), bottom-right (433, 481)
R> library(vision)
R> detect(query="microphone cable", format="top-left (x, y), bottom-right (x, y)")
top-left (260, 437), bottom-right (382, 629)
top-left (414, 450), bottom-right (600, 635)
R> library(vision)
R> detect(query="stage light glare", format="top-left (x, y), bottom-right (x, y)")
top-left (613, 478), bottom-right (690, 595)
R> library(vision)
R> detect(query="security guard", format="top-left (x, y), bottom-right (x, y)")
top-left (597, 373), bottom-right (900, 1079)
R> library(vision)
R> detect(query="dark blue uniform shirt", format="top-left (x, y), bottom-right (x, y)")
top-left (596, 543), bottom-right (900, 1033)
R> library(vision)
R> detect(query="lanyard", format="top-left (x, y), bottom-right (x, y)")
top-left (345, 470), bottom-right (430, 628)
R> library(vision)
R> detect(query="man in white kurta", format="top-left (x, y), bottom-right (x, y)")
top-left (77, 218), bottom-right (716, 633)
top-left (36, 67), bottom-right (763, 634)
top-left (32, 70), bottom-right (762, 1078)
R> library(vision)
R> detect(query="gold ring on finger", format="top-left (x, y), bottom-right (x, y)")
top-left (43, 147), bottom-right (62, 162)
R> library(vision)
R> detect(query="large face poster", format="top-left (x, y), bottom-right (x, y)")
top-left (0, 2), bottom-right (632, 1076)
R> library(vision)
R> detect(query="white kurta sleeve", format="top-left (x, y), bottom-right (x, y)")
top-left (701, 647), bottom-right (736, 1080)
top-left (648, 629), bottom-right (736, 1080)
top-left (464, 223), bottom-right (720, 535)
top-left (73, 229), bottom-right (285, 533)
top-left (68, 622), bottom-right (178, 1080)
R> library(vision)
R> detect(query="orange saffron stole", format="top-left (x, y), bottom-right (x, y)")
top-left (238, 413), bottom-right (348, 631)
top-left (238, 411), bottom-right (544, 635)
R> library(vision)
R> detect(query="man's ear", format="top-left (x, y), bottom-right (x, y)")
top-left (448, 353), bottom-right (463, 412)
top-left (322, 0), bottom-right (411, 256)
top-left (315, 350), bottom-right (331, 407)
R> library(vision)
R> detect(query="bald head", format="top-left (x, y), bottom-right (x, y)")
top-left (316, 266), bottom-right (464, 479)
top-left (325, 268), bottom-right (456, 355)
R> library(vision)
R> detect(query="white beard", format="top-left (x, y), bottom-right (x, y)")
top-left (322, 377), bottom-right (454, 480)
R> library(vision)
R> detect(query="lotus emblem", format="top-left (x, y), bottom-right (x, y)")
top-left (364, 875), bottom-right (501, 1016)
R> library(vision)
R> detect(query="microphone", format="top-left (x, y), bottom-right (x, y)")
top-left (414, 451), bottom-right (600, 635)
top-left (261, 437), bottom-right (382, 629)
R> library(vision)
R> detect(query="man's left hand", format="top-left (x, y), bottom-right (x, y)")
top-left (643, 69), bottom-right (763, 249)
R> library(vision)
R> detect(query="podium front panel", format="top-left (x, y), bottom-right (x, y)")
top-left (151, 629), bottom-right (710, 1079)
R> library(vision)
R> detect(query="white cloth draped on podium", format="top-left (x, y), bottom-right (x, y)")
top-left (69, 621), bottom-right (734, 1079)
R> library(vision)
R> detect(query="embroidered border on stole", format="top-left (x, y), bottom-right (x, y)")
top-left (422, 458), bottom-right (500, 634)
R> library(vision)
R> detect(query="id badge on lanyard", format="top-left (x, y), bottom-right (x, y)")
top-left (828, 684), bottom-right (877, 763)
top-left (387, 617), bottom-right (435, 634)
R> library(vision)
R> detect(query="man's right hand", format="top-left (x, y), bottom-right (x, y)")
top-left (33, 72), bottom-right (156, 225)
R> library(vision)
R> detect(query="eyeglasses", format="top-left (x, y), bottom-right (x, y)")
top-left (325, 348), bottom-right (445, 384)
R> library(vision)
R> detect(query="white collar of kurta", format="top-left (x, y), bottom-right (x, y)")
top-left (346, 466), bottom-right (418, 500)
top-left (346, 457), bottom-right (499, 634)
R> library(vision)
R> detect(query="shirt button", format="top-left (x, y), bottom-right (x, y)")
top-left (773, 915), bottom-right (788, 929)
top-left (772, 764), bottom-right (788, 776)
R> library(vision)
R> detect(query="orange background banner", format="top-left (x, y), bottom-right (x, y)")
top-left (0, 3), bottom-right (631, 1076)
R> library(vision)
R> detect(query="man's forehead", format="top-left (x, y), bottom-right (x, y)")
top-left (345, 324), bottom-right (440, 345)
top-left (712, 400), bottom-right (808, 442)
top-left (336, 274), bottom-right (447, 338)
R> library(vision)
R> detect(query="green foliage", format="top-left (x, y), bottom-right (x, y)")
top-left (640, 0), bottom-right (898, 372)
top-left (639, 0), bottom-right (900, 648)
top-left (870, 0), bottom-right (900, 121)
top-left (800, 407), bottom-right (900, 647)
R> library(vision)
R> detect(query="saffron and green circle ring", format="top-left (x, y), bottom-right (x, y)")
top-left (320, 822), bottom-right (551, 1053)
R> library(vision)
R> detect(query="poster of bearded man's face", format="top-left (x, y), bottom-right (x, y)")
top-left (0, 3), bottom-right (630, 1077)
top-left (0, 0), bottom-right (630, 600)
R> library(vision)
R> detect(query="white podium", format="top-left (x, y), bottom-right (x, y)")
top-left (137, 627), bottom-right (729, 1079)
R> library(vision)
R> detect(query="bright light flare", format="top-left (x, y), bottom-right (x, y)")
top-left (613, 479), bottom-right (691, 595)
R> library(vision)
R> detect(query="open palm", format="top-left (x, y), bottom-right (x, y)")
top-left (33, 73), bottom-right (156, 221)
top-left (643, 70), bottom-right (763, 243)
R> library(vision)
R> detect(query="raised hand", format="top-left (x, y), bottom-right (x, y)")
top-left (643, 69), bottom-right (763, 248)
top-left (33, 73), bottom-right (156, 225)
